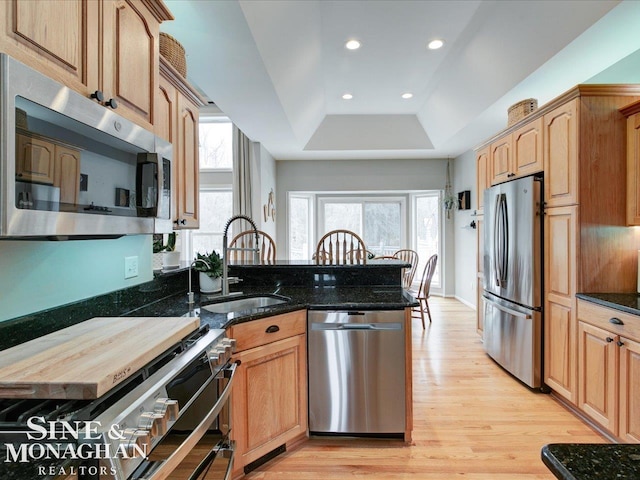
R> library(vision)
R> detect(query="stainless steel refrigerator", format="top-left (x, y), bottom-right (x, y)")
top-left (483, 174), bottom-right (543, 389)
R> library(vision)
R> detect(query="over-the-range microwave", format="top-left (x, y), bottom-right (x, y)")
top-left (0, 53), bottom-right (172, 239)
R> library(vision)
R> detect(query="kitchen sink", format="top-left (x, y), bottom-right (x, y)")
top-left (201, 295), bottom-right (289, 314)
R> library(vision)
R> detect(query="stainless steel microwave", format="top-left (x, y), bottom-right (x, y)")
top-left (0, 54), bottom-right (172, 239)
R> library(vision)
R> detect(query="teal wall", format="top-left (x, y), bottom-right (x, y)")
top-left (0, 235), bottom-right (153, 322)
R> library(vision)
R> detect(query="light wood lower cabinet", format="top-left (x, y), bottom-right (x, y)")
top-left (577, 299), bottom-right (640, 442)
top-left (227, 310), bottom-right (307, 478)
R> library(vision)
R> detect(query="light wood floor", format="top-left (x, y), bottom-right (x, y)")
top-left (243, 297), bottom-right (607, 479)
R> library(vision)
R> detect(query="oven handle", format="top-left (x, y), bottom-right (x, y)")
top-left (141, 362), bottom-right (237, 480)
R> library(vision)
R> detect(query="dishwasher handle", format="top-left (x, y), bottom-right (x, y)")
top-left (310, 322), bottom-right (402, 331)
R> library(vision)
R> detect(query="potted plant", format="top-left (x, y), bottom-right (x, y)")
top-left (193, 250), bottom-right (223, 293)
top-left (153, 232), bottom-right (180, 269)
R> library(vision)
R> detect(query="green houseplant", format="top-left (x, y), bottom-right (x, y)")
top-left (193, 251), bottom-right (223, 293)
top-left (153, 232), bottom-right (180, 269)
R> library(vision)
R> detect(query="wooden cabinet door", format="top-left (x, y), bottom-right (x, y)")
top-left (15, 133), bottom-right (55, 184)
top-left (626, 112), bottom-right (640, 225)
top-left (476, 215), bottom-right (484, 336)
top-left (0, 0), bottom-right (95, 91)
top-left (175, 93), bottom-right (200, 229)
top-left (489, 135), bottom-right (512, 185)
top-left (101, 0), bottom-right (159, 129)
top-left (544, 99), bottom-right (579, 207)
top-left (156, 75), bottom-right (177, 222)
top-left (619, 336), bottom-right (640, 442)
top-left (512, 117), bottom-right (543, 177)
top-left (475, 146), bottom-right (489, 212)
top-left (54, 145), bottom-right (80, 205)
top-left (231, 334), bottom-right (307, 477)
top-left (544, 205), bottom-right (578, 403)
top-left (578, 321), bottom-right (618, 434)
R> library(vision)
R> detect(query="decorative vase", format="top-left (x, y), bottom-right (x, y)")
top-left (152, 253), bottom-right (164, 271)
top-left (199, 272), bottom-right (222, 293)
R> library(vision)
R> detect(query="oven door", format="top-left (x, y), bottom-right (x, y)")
top-left (131, 362), bottom-right (237, 480)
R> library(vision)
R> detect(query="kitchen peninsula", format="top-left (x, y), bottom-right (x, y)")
top-left (0, 260), bottom-right (416, 480)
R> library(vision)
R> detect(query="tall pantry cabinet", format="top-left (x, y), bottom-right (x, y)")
top-left (475, 86), bottom-right (640, 411)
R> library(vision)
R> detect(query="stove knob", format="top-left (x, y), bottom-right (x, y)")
top-left (208, 349), bottom-right (223, 366)
top-left (139, 411), bottom-right (167, 437)
top-left (221, 338), bottom-right (237, 353)
top-left (120, 428), bottom-right (151, 457)
top-left (154, 398), bottom-right (179, 422)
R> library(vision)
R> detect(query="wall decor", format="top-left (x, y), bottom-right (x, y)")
top-left (458, 190), bottom-right (471, 210)
top-left (263, 188), bottom-right (275, 222)
top-left (115, 188), bottom-right (130, 207)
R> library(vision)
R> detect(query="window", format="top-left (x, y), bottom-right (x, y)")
top-left (287, 191), bottom-right (442, 290)
top-left (199, 118), bottom-right (232, 170)
top-left (191, 189), bottom-right (233, 256)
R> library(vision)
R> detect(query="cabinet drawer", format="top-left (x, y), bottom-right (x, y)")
top-left (577, 300), bottom-right (640, 342)
top-left (228, 310), bottom-right (306, 352)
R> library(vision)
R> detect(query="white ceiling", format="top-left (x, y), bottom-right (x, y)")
top-left (161, 0), bottom-right (640, 161)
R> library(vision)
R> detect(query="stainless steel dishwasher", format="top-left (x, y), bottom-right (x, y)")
top-left (307, 309), bottom-right (405, 435)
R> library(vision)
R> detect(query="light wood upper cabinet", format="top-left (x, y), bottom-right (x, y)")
top-left (475, 147), bottom-right (489, 212)
top-left (543, 99), bottom-right (578, 208)
top-left (621, 102), bottom-right (640, 225)
top-left (577, 299), bottom-right (640, 442)
top-left (512, 117), bottom-right (543, 178)
top-left (489, 135), bottom-right (512, 185)
top-left (227, 310), bottom-right (308, 479)
top-left (0, 0), bottom-right (173, 130)
top-left (156, 60), bottom-right (204, 229)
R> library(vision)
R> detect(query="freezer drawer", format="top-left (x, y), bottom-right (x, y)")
top-left (308, 310), bottom-right (405, 434)
top-left (483, 295), bottom-right (542, 389)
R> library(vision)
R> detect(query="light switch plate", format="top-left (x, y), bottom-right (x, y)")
top-left (124, 256), bottom-right (138, 279)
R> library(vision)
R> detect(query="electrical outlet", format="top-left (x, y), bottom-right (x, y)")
top-left (124, 256), bottom-right (139, 279)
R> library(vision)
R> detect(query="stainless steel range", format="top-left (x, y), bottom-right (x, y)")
top-left (0, 324), bottom-right (237, 480)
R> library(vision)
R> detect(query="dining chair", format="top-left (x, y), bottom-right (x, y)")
top-left (412, 254), bottom-right (438, 329)
top-left (228, 229), bottom-right (276, 264)
top-left (393, 249), bottom-right (419, 290)
top-left (315, 229), bottom-right (367, 264)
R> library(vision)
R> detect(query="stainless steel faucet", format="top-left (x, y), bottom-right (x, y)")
top-left (187, 258), bottom-right (211, 304)
top-left (222, 215), bottom-right (260, 296)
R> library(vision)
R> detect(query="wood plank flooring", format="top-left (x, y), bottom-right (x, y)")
top-left (243, 297), bottom-right (606, 479)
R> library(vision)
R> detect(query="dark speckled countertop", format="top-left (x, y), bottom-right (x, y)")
top-left (542, 444), bottom-right (640, 480)
top-left (576, 293), bottom-right (640, 316)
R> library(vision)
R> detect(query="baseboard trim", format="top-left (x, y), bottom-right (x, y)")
top-left (454, 295), bottom-right (476, 310)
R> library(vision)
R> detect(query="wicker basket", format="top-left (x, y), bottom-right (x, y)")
top-left (159, 32), bottom-right (187, 78)
top-left (507, 98), bottom-right (538, 126)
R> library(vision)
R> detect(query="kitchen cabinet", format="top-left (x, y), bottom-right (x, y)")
top-left (476, 215), bottom-right (484, 336)
top-left (543, 99), bottom-right (578, 208)
top-left (544, 206), bottom-right (578, 403)
top-left (489, 134), bottom-right (512, 185)
top-left (156, 58), bottom-right (204, 229)
top-left (577, 300), bottom-right (640, 442)
top-left (0, 0), bottom-right (173, 130)
top-left (53, 144), bottom-right (81, 205)
top-left (512, 116), bottom-right (543, 178)
top-left (620, 100), bottom-right (640, 225)
top-left (227, 310), bottom-right (308, 478)
top-left (475, 146), bottom-right (489, 212)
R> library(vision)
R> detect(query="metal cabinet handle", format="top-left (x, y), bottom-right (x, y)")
top-left (265, 325), bottom-right (280, 334)
top-left (606, 337), bottom-right (614, 343)
top-left (609, 317), bottom-right (624, 325)
top-left (617, 340), bottom-right (625, 347)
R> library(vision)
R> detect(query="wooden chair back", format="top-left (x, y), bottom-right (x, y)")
top-left (418, 254), bottom-right (438, 299)
top-left (228, 230), bottom-right (276, 264)
top-left (315, 229), bottom-right (367, 264)
top-left (393, 249), bottom-right (419, 289)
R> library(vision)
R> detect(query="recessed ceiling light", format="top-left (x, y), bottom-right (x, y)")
top-left (342, 93), bottom-right (353, 100)
top-left (345, 39), bottom-right (361, 50)
top-left (401, 93), bottom-right (413, 99)
top-left (428, 39), bottom-right (444, 50)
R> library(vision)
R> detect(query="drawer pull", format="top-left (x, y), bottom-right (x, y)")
top-left (609, 317), bottom-right (624, 326)
top-left (617, 340), bottom-right (625, 347)
top-left (606, 337), bottom-right (614, 343)
top-left (266, 325), bottom-right (280, 334)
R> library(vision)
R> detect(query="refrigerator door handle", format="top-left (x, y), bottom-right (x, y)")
top-left (500, 193), bottom-right (509, 288)
top-left (493, 194), bottom-right (502, 287)
top-left (483, 295), bottom-right (532, 319)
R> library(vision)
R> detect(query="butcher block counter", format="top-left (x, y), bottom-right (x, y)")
top-left (0, 316), bottom-right (199, 399)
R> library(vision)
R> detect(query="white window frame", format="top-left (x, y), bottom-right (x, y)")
top-left (411, 191), bottom-right (442, 290)
top-left (287, 192), bottom-right (315, 260)
top-left (199, 112), bottom-right (233, 173)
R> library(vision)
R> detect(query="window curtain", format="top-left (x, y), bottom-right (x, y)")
top-left (232, 125), bottom-right (253, 218)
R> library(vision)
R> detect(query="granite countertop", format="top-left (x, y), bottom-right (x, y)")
top-left (542, 443), bottom-right (640, 480)
top-left (127, 285), bottom-right (418, 331)
top-left (576, 293), bottom-right (640, 316)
